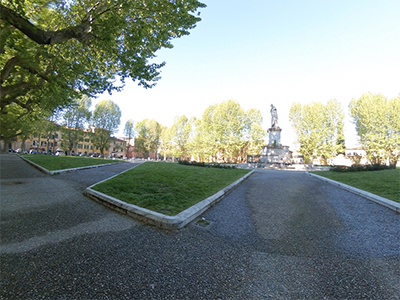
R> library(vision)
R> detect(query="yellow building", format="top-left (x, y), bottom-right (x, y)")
top-left (7, 125), bottom-right (126, 158)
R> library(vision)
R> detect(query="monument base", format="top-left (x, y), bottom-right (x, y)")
top-left (259, 145), bottom-right (290, 164)
top-left (268, 127), bottom-right (282, 146)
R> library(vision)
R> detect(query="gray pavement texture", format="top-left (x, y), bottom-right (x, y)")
top-left (0, 154), bottom-right (399, 299)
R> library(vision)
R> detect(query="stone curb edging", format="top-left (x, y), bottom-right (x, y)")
top-left (18, 154), bottom-right (124, 175)
top-left (307, 172), bottom-right (400, 213)
top-left (84, 169), bottom-right (255, 230)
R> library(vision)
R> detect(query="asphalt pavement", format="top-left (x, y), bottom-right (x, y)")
top-left (1, 154), bottom-right (399, 299)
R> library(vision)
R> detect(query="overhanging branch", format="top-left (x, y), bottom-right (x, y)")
top-left (0, 3), bottom-right (92, 45)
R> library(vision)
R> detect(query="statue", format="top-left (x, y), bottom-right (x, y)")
top-left (270, 104), bottom-right (278, 128)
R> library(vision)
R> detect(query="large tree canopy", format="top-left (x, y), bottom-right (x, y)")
top-left (289, 99), bottom-right (345, 164)
top-left (349, 93), bottom-right (400, 164)
top-left (134, 118), bottom-right (161, 158)
top-left (0, 0), bottom-right (205, 136)
top-left (190, 100), bottom-right (265, 162)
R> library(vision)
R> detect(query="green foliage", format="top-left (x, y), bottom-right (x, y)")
top-left (169, 115), bottom-right (192, 159)
top-left (123, 119), bottom-right (135, 140)
top-left (289, 99), bottom-right (345, 163)
top-left (91, 99), bottom-right (121, 156)
top-left (178, 160), bottom-right (237, 169)
top-left (188, 100), bottom-right (265, 162)
top-left (123, 118), bottom-right (135, 157)
top-left (243, 108), bottom-right (265, 155)
top-left (330, 163), bottom-right (396, 172)
top-left (92, 162), bottom-right (251, 215)
top-left (349, 93), bottom-right (400, 165)
top-left (134, 119), bottom-right (161, 158)
top-left (0, 0), bottom-right (205, 140)
top-left (59, 96), bottom-right (91, 154)
top-left (159, 125), bottom-right (172, 160)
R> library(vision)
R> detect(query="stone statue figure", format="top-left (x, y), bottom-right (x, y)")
top-left (270, 104), bottom-right (278, 128)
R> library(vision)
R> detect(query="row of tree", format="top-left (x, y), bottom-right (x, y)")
top-left (133, 100), bottom-right (265, 162)
top-left (289, 93), bottom-right (400, 165)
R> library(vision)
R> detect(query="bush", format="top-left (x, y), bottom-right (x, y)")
top-left (330, 163), bottom-right (396, 172)
top-left (178, 160), bottom-right (236, 169)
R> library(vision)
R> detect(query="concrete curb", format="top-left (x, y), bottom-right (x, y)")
top-left (84, 169), bottom-right (255, 230)
top-left (307, 172), bottom-right (400, 213)
top-left (18, 155), bottom-right (124, 175)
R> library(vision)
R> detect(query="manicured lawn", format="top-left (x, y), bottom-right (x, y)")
top-left (92, 162), bottom-right (251, 215)
top-left (21, 154), bottom-right (120, 171)
top-left (311, 169), bottom-right (400, 203)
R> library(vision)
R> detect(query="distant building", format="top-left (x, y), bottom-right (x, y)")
top-left (5, 125), bottom-right (126, 158)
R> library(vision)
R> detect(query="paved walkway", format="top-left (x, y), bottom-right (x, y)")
top-left (1, 154), bottom-right (399, 299)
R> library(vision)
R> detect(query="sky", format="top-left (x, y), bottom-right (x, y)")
top-left (93, 0), bottom-right (400, 149)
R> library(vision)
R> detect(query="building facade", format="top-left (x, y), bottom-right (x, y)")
top-left (6, 125), bottom-right (126, 158)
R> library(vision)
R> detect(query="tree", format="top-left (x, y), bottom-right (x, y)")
top-left (243, 108), bottom-right (265, 157)
top-left (212, 100), bottom-right (247, 162)
top-left (0, 0), bottom-right (205, 140)
top-left (59, 96), bottom-right (91, 155)
top-left (185, 101), bottom-right (264, 163)
top-left (349, 93), bottom-right (400, 165)
top-left (289, 100), bottom-right (345, 164)
top-left (134, 119), bottom-right (161, 159)
top-left (195, 104), bottom-right (219, 161)
top-left (124, 119), bottom-right (135, 158)
top-left (91, 100), bottom-right (121, 157)
top-left (159, 125), bottom-right (172, 160)
top-left (169, 115), bottom-right (192, 159)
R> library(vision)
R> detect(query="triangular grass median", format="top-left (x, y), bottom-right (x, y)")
top-left (92, 162), bottom-right (251, 216)
top-left (21, 154), bottom-right (121, 171)
top-left (311, 168), bottom-right (400, 203)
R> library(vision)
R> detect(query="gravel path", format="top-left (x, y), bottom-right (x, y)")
top-left (1, 154), bottom-right (399, 299)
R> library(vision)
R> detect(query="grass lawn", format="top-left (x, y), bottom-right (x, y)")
top-left (21, 154), bottom-right (120, 171)
top-left (311, 169), bottom-right (400, 203)
top-left (92, 162), bottom-right (251, 215)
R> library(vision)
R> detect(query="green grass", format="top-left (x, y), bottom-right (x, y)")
top-left (92, 162), bottom-right (251, 215)
top-left (311, 169), bottom-right (400, 203)
top-left (21, 154), bottom-right (120, 171)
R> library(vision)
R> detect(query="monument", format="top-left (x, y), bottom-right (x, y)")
top-left (259, 104), bottom-right (290, 164)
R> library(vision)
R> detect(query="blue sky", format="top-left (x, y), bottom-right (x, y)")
top-left (94, 0), bottom-right (400, 149)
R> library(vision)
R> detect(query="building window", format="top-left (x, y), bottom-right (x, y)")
top-left (90, 145), bottom-right (93, 150)
top-left (41, 141), bottom-right (46, 146)
top-left (78, 144), bottom-right (83, 149)
top-left (85, 139), bottom-right (90, 142)
top-left (55, 142), bottom-right (58, 146)
top-left (55, 133), bottom-right (59, 139)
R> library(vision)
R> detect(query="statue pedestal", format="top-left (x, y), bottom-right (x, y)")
top-left (267, 127), bottom-right (282, 146)
top-left (243, 105), bottom-right (292, 167)
top-left (258, 126), bottom-right (289, 164)
top-left (259, 145), bottom-right (290, 164)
